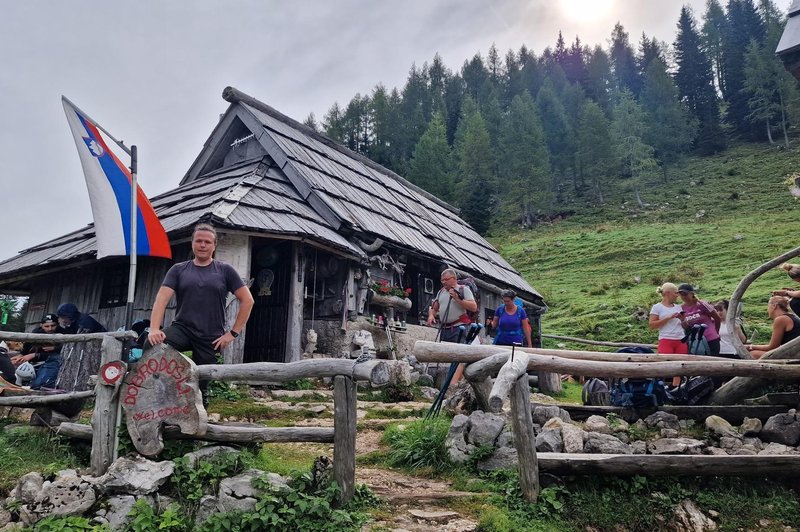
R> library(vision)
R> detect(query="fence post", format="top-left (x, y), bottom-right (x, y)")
top-left (510, 374), bottom-right (539, 502)
top-left (91, 336), bottom-right (123, 475)
top-left (333, 375), bottom-right (356, 504)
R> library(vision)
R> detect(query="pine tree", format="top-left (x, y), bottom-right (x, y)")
top-left (640, 58), bottom-right (697, 177)
top-left (674, 6), bottom-right (726, 154)
top-left (408, 114), bottom-right (454, 201)
top-left (611, 91), bottom-right (658, 207)
top-left (454, 102), bottom-right (494, 234)
top-left (585, 46), bottom-right (613, 112)
top-left (303, 113), bottom-right (319, 132)
top-left (564, 37), bottom-right (588, 86)
top-left (323, 102), bottom-right (346, 143)
top-left (462, 53), bottom-right (489, 101)
top-left (370, 85), bottom-right (402, 171)
top-left (576, 100), bottom-right (615, 203)
top-left (536, 79), bottom-right (571, 200)
top-left (702, 0), bottom-right (728, 95)
top-left (723, 0), bottom-right (766, 136)
top-left (499, 92), bottom-right (552, 224)
top-left (610, 23), bottom-right (641, 95)
top-left (399, 64), bottom-right (431, 160)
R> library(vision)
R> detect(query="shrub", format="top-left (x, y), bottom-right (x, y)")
top-left (33, 516), bottom-right (108, 531)
top-left (382, 417), bottom-right (452, 472)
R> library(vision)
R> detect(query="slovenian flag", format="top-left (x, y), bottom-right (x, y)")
top-left (62, 97), bottom-right (171, 259)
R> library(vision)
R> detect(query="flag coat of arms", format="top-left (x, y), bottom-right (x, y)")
top-left (62, 97), bottom-right (171, 259)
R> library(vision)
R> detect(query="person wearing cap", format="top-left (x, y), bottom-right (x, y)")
top-left (55, 303), bottom-right (106, 334)
top-left (678, 284), bottom-right (721, 356)
top-left (11, 313), bottom-right (64, 389)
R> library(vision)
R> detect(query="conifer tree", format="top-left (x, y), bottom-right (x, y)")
top-left (303, 113), bottom-right (319, 132)
top-left (499, 92), bottom-right (552, 224)
top-left (723, 0), bottom-right (766, 136)
top-left (640, 58), bottom-right (697, 177)
top-left (702, 0), bottom-right (728, 95)
top-left (674, 6), bottom-right (726, 154)
top-left (454, 101), bottom-right (494, 234)
top-left (611, 91), bottom-right (658, 207)
top-left (323, 102), bottom-right (346, 143)
top-left (585, 46), bottom-right (613, 112)
top-left (576, 100), bottom-right (615, 203)
top-left (536, 80), bottom-right (571, 201)
top-left (408, 114), bottom-right (454, 201)
top-left (610, 23), bottom-right (641, 95)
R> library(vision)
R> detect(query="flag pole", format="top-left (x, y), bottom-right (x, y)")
top-left (125, 145), bottom-right (138, 329)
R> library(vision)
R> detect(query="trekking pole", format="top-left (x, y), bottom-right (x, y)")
top-left (72, 346), bottom-right (86, 390)
top-left (426, 325), bottom-right (466, 419)
top-left (423, 295), bottom-right (453, 380)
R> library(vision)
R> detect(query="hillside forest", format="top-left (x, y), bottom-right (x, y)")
top-left (306, 0), bottom-right (797, 234)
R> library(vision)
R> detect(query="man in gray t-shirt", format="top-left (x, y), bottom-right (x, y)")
top-left (427, 268), bottom-right (477, 343)
top-left (147, 224), bottom-right (254, 404)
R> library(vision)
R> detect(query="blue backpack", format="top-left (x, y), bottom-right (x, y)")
top-left (610, 378), bottom-right (669, 408)
top-left (684, 324), bottom-right (709, 355)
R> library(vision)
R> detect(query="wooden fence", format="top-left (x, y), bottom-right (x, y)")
top-left (0, 331), bottom-right (390, 504)
top-left (413, 340), bottom-right (800, 503)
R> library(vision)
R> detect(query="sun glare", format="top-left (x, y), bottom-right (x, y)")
top-left (559, 0), bottom-right (615, 24)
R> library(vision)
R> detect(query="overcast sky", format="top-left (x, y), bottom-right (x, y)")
top-left (1, 0), bottom-right (770, 261)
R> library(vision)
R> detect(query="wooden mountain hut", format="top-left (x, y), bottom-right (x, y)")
top-left (0, 87), bottom-right (545, 364)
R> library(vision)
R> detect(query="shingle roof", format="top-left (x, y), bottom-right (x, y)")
top-left (0, 88), bottom-right (541, 302)
top-left (235, 97), bottom-right (539, 298)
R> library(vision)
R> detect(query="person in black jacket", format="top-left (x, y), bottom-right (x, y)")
top-left (11, 313), bottom-right (63, 389)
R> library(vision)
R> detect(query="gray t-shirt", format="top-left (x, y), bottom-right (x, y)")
top-left (163, 260), bottom-right (245, 340)
top-left (436, 285), bottom-right (474, 324)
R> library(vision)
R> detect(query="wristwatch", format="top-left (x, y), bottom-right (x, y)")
top-left (229, 330), bottom-right (239, 338)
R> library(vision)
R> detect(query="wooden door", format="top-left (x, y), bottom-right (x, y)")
top-left (244, 241), bottom-right (290, 362)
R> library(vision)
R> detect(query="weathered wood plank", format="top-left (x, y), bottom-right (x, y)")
top-left (91, 336), bottom-right (123, 476)
top-left (541, 334), bottom-right (656, 350)
top-left (489, 353), bottom-right (530, 412)
top-left (511, 375), bottom-right (539, 502)
top-left (333, 375), bottom-right (356, 505)
top-left (0, 331), bottom-right (135, 342)
top-left (197, 358), bottom-right (390, 385)
top-left (57, 422), bottom-right (334, 443)
top-left (536, 453), bottom-right (800, 476)
top-left (0, 390), bottom-right (94, 407)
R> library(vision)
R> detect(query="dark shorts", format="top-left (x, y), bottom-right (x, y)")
top-left (145, 322), bottom-right (218, 366)
top-left (440, 325), bottom-right (469, 343)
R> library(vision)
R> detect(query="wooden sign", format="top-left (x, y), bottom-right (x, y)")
top-left (121, 344), bottom-right (207, 456)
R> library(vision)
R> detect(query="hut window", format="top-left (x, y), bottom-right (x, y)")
top-left (99, 266), bottom-right (129, 308)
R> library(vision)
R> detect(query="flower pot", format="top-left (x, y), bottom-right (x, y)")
top-left (369, 290), bottom-right (412, 310)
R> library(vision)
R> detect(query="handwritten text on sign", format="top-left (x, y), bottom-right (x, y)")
top-left (123, 355), bottom-right (192, 407)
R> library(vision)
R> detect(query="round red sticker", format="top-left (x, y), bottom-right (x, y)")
top-left (100, 361), bottom-right (126, 385)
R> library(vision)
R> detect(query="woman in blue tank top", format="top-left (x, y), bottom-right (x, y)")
top-left (491, 290), bottom-right (533, 347)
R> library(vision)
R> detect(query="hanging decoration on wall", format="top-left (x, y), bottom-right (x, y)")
top-left (257, 268), bottom-right (275, 296)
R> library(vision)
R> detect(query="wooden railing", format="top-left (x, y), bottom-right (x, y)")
top-left (1, 332), bottom-right (389, 504)
top-left (413, 340), bottom-right (800, 503)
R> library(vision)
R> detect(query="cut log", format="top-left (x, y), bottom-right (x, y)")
top-left (91, 337), bottom-right (123, 475)
top-left (471, 377), bottom-right (493, 412)
top-left (488, 353), bottom-right (530, 412)
top-left (537, 371), bottom-right (562, 394)
top-left (541, 334), bottom-right (656, 350)
top-left (536, 453), bottom-right (800, 476)
top-left (56, 422), bottom-right (334, 443)
top-left (413, 341), bottom-right (763, 364)
top-left (197, 358), bottom-right (389, 386)
top-left (0, 390), bottom-right (94, 407)
top-left (0, 331), bottom-right (135, 343)
top-left (423, 343), bottom-right (800, 381)
top-left (511, 374), bottom-right (539, 502)
top-left (538, 402), bottom-right (789, 424)
top-left (333, 375), bottom-right (356, 505)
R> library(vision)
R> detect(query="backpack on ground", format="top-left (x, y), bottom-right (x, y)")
top-left (683, 324), bottom-right (709, 355)
top-left (610, 378), bottom-right (669, 408)
top-left (670, 376), bottom-right (715, 406)
top-left (457, 275), bottom-right (481, 323)
top-left (582, 378), bottom-right (610, 406)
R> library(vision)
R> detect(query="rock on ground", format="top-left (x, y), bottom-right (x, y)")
top-left (761, 413), bottom-right (800, 446)
top-left (584, 415), bottom-right (612, 434)
top-left (673, 499), bottom-right (717, 531)
top-left (705, 415), bottom-right (736, 438)
top-left (648, 438), bottom-right (705, 455)
top-left (583, 433), bottom-right (631, 454)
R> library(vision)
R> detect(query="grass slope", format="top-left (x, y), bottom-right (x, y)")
top-left (491, 142), bottom-right (800, 346)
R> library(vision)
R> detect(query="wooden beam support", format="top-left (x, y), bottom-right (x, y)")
top-left (197, 358), bottom-right (390, 385)
top-left (536, 453), bottom-right (800, 476)
top-left (511, 374), bottom-right (539, 502)
top-left (0, 390), bottom-right (94, 407)
top-left (90, 336), bottom-right (123, 476)
top-left (542, 334), bottom-right (656, 350)
top-left (333, 375), bottom-right (356, 505)
top-left (488, 353), bottom-right (530, 412)
top-left (0, 331), bottom-right (135, 343)
top-left (56, 422), bottom-right (334, 443)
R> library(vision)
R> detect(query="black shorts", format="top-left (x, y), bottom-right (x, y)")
top-left (144, 322), bottom-right (218, 366)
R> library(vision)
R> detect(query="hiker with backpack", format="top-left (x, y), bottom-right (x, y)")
top-left (745, 296), bottom-right (800, 359)
top-left (678, 284), bottom-right (721, 356)
top-left (490, 289), bottom-right (532, 347)
top-left (426, 268), bottom-right (478, 342)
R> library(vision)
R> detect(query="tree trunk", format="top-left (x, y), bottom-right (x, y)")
top-left (780, 92), bottom-right (790, 149)
top-left (634, 187), bottom-right (644, 209)
top-left (766, 118), bottom-right (774, 145)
